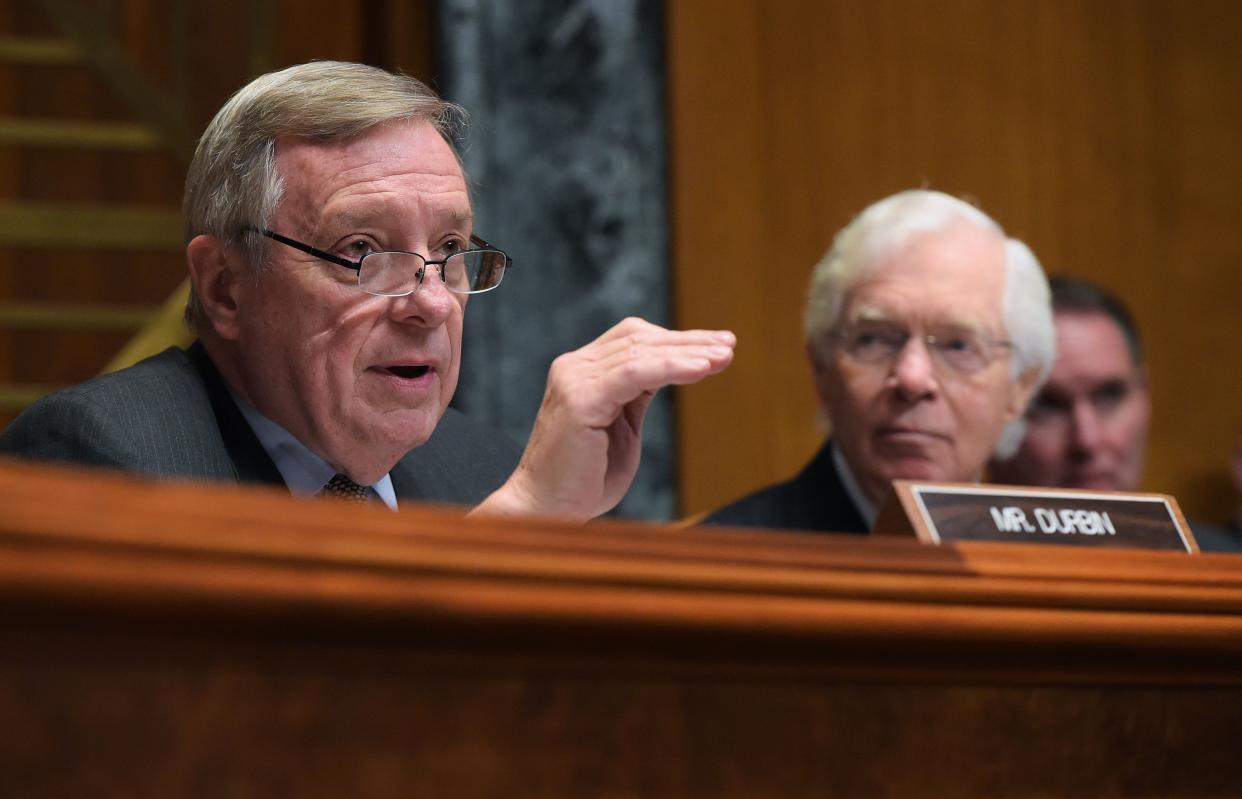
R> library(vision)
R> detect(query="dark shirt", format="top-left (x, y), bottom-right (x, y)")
top-left (1191, 519), bottom-right (1242, 554)
top-left (703, 441), bottom-right (868, 535)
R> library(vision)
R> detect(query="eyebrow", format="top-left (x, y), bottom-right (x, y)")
top-left (937, 316), bottom-right (989, 332)
top-left (322, 206), bottom-right (475, 233)
top-left (849, 306), bottom-right (988, 331)
top-left (850, 305), bottom-right (894, 323)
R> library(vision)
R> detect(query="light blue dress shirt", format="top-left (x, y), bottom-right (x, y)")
top-left (231, 393), bottom-right (398, 511)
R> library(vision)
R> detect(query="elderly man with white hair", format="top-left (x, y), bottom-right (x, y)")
top-left (705, 189), bottom-right (1056, 534)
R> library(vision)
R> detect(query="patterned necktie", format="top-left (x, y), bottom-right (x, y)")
top-left (320, 473), bottom-right (370, 503)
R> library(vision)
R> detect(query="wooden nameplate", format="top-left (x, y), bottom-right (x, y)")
top-left (874, 481), bottom-right (1198, 553)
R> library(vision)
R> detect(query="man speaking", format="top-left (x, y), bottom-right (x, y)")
top-left (0, 61), bottom-right (735, 522)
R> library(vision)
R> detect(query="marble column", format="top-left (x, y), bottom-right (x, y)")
top-left (438, 0), bottom-right (674, 519)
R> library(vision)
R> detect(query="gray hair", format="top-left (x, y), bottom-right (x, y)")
top-left (182, 60), bottom-right (466, 326)
top-left (803, 190), bottom-right (1055, 458)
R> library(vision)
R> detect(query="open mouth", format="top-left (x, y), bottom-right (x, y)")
top-left (385, 365), bottom-right (431, 379)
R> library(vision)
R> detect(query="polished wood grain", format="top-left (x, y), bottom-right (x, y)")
top-left (2, 458), bottom-right (1242, 796)
top-left (669, 0), bottom-right (1242, 520)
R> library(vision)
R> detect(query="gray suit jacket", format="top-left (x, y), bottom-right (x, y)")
top-left (0, 343), bottom-right (521, 505)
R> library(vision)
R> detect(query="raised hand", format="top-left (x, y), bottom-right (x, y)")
top-left (473, 317), bottom-right (735, 522)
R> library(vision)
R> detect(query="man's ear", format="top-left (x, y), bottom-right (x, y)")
top-left (804, 337), bottom-right (839, 435)
top-left (805, 337), bottom-right (831, 405)
top-left (1005, 365), bottom-right (1043, 423)
top-left (186, 234), bottom-right (245, 340)
top-left (1135, 362), bottom-right (1153, 420)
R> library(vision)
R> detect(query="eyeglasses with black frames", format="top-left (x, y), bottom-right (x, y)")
top-left (259, 229), bottom-right (512, 296)
top-left (829, 320), bottom-right (1015, 376)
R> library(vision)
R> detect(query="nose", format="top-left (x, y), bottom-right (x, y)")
top-left (386, 264), bottom-right (456, 326)
top-left (1068, 401), bottom-right (1103, 455)
top-left (888, 336), bottom-right (938, 401)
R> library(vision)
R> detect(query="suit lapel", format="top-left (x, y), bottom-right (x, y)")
top-left (801, 442), bottom-right (869, 534)
top-left (389, 457), bottom-right (420, 501)
top-left (187, 342), bottom-right (285, 487)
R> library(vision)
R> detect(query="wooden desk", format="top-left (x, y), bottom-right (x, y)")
top-left (2, 459), bottom-right (1241, 797)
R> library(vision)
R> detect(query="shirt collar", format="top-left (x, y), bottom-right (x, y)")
top-left (831, 443), bottom-right (877, 530)
top-left (230, 392), bottom-right (397, 511)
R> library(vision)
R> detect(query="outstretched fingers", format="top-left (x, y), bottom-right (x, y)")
top-left (472, 317), bottom-right (736, 523)
top-left (561, 320), bottom-right (736, 412)
top-left (589, 340), bottom-right (732, 391)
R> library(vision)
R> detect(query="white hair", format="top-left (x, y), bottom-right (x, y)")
top-left (802, 189), bottom-right (1055, 458)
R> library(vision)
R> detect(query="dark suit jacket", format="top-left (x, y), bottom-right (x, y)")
top-left (1190, 519), bottom-right (1242, 554)
top-left (0, 343), bottom-right (521, 506)
top-left (703, 441), bottom-right (869, 535)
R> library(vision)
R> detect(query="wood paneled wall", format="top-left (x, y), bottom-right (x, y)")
top-left (668, 0), bottom-right (1242, 520)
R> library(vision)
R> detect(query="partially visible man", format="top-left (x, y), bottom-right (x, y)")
top-left (990, 276), bottom-right (1150, 491)
top-left (705, 190), bottom-right (1054, 533)
top-left (991, 278), bottom-right (1241, 552)
top-left (0, 62), bottom-right (734, 522)
top-left (1197, 436), bottom-right (1242, 552)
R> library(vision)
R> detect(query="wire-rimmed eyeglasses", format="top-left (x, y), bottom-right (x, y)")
top-left (829, 320), bottom-right (1015, 376)
top-left (259, 229), bottom-right (512, 296)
